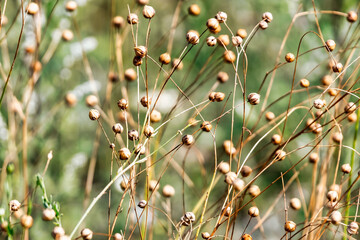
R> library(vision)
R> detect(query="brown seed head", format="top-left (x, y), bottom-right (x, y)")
top-left (162, 184), bottom-right (175, 198)
top-left (262, 12), bottom-right (273, 23)
top-left (300, 78), bottom-right (310, 88)
top-left (206, 36), bottom-right (217, 46)
top-left (328, 88), bottom-right (337, 96)
top-left (237, 28), bottom-right (248, 39)
top-left (290, 198), bottom-right (301, 210)
top-left (200, 121), bottom-right (212, 132)
top-left (117, 99), bottom-right (128, 110)
top-left (233, 178), bottom-right (245, 191)
top-left (188, 118), bottom-right (197, 127)
top-left (159, 53), bottom-right (171, 65)
top-left (188, 4), bottom-right (201, 16)
top-left (134, 46), bottom-right (147, 58)
top-left (224, 50), bottom-right (236, 63)
top-left (143, 5), bottom-right (155, 19)
top-left (112, 123), bottom-right (124, 134)
top-left (247, 93), bottom-right (260, 105)
top-left (134, 144), bottom-right (145, 155)
top-left (347, 222), bottom-right (359, 235)
top-left (217, 71), bottom-right (229, 83)
top-left (143, 125), bottom-right (154, 138)
top-left (271, 134), bottom-right (282, 145)
top-left (208, 92), bottom-right (216, 102)
top-left (89, 109), bottom-right (100, 120)
top-left (186, 30), bottom-right (200, 45)
top-left (127, 13), bottom-right (139, 24)
top-left (65, 1), bottom-right (77, 11)
top-left (150, 110), bottom-right (162, 122)
top-left (285, 53), bottom-right (295, 63)
top-left (42, 208), bottom-right (56, 221)
top-left (137, 0), bottom-right (149, 5)
top-left (345, 102), bottom-right (356, 113)
top-left (201, 232), bottom-right (210, 239)
top-left (284, 221), bottom-right (296, 232)
top-left (138, 200), bottom-right (147, 208)
top-left (327, 190), bottom-right (339, 202)
top-left (215, 11), bottom-right (227, 23)
top-left (128, 129), bottom-right (139, 141)
top-left (215, 92), bottom-right (225, 102)
top-left (332, 132), bottom-right (343, 143)
top-left (329, 184), bottom-right (341, 196)
top-left (149, 180), bottom-right (159, 191)
top-left (218, 34), bottom-right (230, 46)
top-left (321, 75), bottom-right (332, 86)
top-left (249, 185), bottom-right (260, 197)
top-left (313, 99), bottom-right (325, 109)
top-left (248, 206), bottom-right (259, 217)
top-left (20, 215), bottom-right (33, 229)
top-left (309, 152), bottom-right (319, 163)
top-left (52, 226), bottom-right (65, 238)
top-left (218, 162), bottom-right (230, 174)
top-left (241, 234), bottom-right (252, 240)
top-left (140, 96), bottom-right (151, 107)
top-left (9, 200), bottom-right (21, 212)
top-left (182, 134), bottom-right (194, 145)
top-left (27, 3), bottom-right (39, 15)
top-left (119, 148), bottom-right (131, 160)
top-left (172, 58), bottom-right (184, 70)
top-left (275, 149), bottom-right (286, 161)
top-left (240, 165), bottom-right (252, 177)
top-left (332, 63), bottom-right (343, 73)
top-left (341, 163), bottom-right (351, 174)
top-left (224, 171), bottom-right (236, 185)
top-left (206, 18), bottom-right (220, 31)
top-left (330, 210), bottom-right (342, 225)
top-left (265, 111), bottom-right (275, 121)
top-left (311, 123), bottom-right (322, 134)
top-left (232, 36), bottom-right (243, 46)
top-left (325, 39), bottom-right (336, 52)
top-left (62, 29), bottom-right (74, 41)
top-left (114, 233), bottom-right (123, 240)
top-left (108, 72), bottom-right (119, 82)
top-left (112, 16), bottom-right (125, 28)
top-left (85, 95), bottom-right (98, 107)
top-left (124, 68), bottom-right (137, 81)
top-left (222, 207), bottom-right (232, 217)
top-left (259, 20), bottom-right (268, 29)
top-left (347, 11), bottom-right (358, 23)
top-left (81, 228), bottom-right (93, 240)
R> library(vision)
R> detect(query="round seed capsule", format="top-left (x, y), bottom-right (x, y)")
top-left (81, 228), bottom-right (93, 240)
top-left (119, 148), bottom-right (131, 160)
top-left (140, 96), bottom-right (151, 108)
top-left (112, 16), bottom-right (125, 28)
top-left (215, 11), bottom-right (227, 23)
top-left (20, 215), bottom-right (33, 228)
top-left (86, 95), bottom-right (98, 107)
top-left (137, 0), bottom-right (149, 5)
top-left (345, 102), bottom-right (356, 113)
top-left (332, 63), bottom-right (343, 73)
top-left (222, 207), bottom-right (232, 217)
top-left (200, 121), bottom-right (212, 132)
top-left (217, 34), bottom-right (230, 46)
top-left (248, 93), bottom-right (260, 105)
top-left (62, 30), bottom-right (74, 41)
top-left (290, 198), bottom-right (301, 210)
top-left (127, 13), bottom-right (139, 24)
top-left (241, 234), bottom-right (252, 240)
top-left (208, 92), bottom-right (216, 102)
top-left (285, 53), bottom-right (295, 63)
top-left (182, 135), bottom-right (194, 145)
top-left (188, 118), bottom-right (197, 127)
top-left (348, 112), bottom-right (357, 122)
top-left (284, 221), bottom-right (296, 232)
top-left (248, 206), bottom-right (259, 217)
top-left (42, 208), bottom-right (55, 221)
top-left (341, 163), bottom-right (351, 174)
top-left (217, 71), bottom-right (229, 83)
top-left (143, 5), bottom-right (155, 19)
top-left (52, 226), bottom-right (66, 238)
top-left (150, 110), bottom-right (162, 122)
top-left (201, 232), bottom-right (210, 239)
top-left (159, 53), bottom-right (171, 65)
top-left (172, 58), bottom-right (183, 70)
top-left (188, 4), bottom-right (201, 16)
top-left (223, 50), bottom-right (236, 63)
top-left (134, 46), bottom-right (147, 58)
top-left (325, 39), bottom-right (336, 52)
top-left (224, 172), bottom-right (236, 185)
top-left (328, 88), bottom-right (337, 96)
top-left (128, 130), bottom-right (139, 141)
top-left (313, 99), bottom-right (325, 109)
top-left (311, 123), bottom-right (322, 134)
top-left (218, 162), bottom-right (230, 174)
top-left (89, 109), bottom-right (100, 120)
top-left (259, 20), bottom-right (268, 29)
top-left (138, 200), bottom-right (147, 208)
top-left (27, 3), bottom-right (39, 15)
top-left (327, 191), bottom-right (338, 202)
top-left (347, 11), bottom-right (358, 23)
top-left (237, 28), bottom-right (247, 39)
top-left (275, 149), bottom-right (286, 161)
top-left (232, 36), bottom-right (243, 46)
top-left (330, 210), bottom-right (342, 225)
top-left (186, 30), bottom-right (200, 45)
top-left (114, 233), bottom-right (123, 240)
top-left (206, 18), bottom-right (220, 31)
top-left (149, 180), bottom-right (159, 191)
top-left (322, 75), bottom-right (332, 86)
top-left (329, 184), bottom-right (341, 196)
top-left (271, 134), bottom-right (282, 145)
top-left (233, 178), bottom-right (245, 191)
top-left (124, 68), bottom-right (137, 81)
top-left (262, 12), bottom-right (273, 23)
top-left (265, 111), bottom-right (275, 121)
top-left (240, 165), bottom-right (252, 177)
top-left (249, 185), bottom-right (260, 197)
top-left (215, 92), bottom-right (225, 102)
top-left (117, 99), bottom-right (128, 110)
top-left (112, 123), bottom-right (124, 134)
top-left (134, 57), bottom-right (143, 66)
top-left (300, 78), bottom-right (310, 88)
top-left (9, 200), bottom-right (21, 212)
top-left (143, 125), bottom-right (154, 138)
top-left (162, 184), bottom-right (175, 198)
top-left (65, 1), bottom-right (77, 12)
top-left (206, 36), bottom-right (217, 46)
top-left (309, 152), bottom-right (319, 163)
top-left (108, 72), bottom-right (119, 83)
top-left (347, 221), bottom-right (359, 235)
top-left (134, 144), bottom-right (145, 155)
top-left (332, 132), bottom-right (343, 143)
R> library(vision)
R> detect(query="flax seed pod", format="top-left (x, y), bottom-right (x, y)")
top-left (150, 110), bottom-right (161, 122)
top-left (149, 180), bottom-right (159, 191)
top-left (248, 206), bottom-right (259, 217)
top-left (347, 222), bottom-right (359, 235)
top-left (119, 148), bottom-right (131, 160)
top-left (348, 112), bottom-right (357, 122)
top-left (9, 200), bottom-right (21, 212)
top-left (124, 68), bottom-right (137, 81)
top-left (65, 1), bottom-right (77, 12)
top-left (313, 99), bottom-right (325, 109)
top-left (223, 50), bottom-right (236, 63)
top-left (262, 12), bottom-right (273, 23)
top-left (162, 184), bottom-right (175, 198)
top-left (62, 30), bottom-right (74, 41)
top-left (249, 185), bottom-right (260, 197)
top-left (217, 71), bottom-right (229, 83)
top-left (159, 53), bottom-right (171, 65)
top-left (285, 53), bottom-right (295, 62)
top-left (182, 135), bottom-right (194, 145)
top-left (265, 111), bottom-right (275, 121)
top-left (137, 0), bottom-right (149, 5)
top-left (172, 58), bottom-right (183, 70)
top-left (241, 234), bottom-right (252, 240)
top-left (325, 39), bottom-right (336, 52)
top-left (206, 36), bottom-right (217, 46)
top-left (208, 92), bottom-right (216, 102)
top-left (284, 221), bottom-right (296, 232)
top-left (233, 178), bottom-right (245, 191)
top-left (140, 96), bottom-right (151, 108)
top-left (108, 72), bottom-right (119, 83)
top-left (112, 16), bottom-right (125, 28)
top-left (206, 18), bottom-right (220, 31)
top-left (271, 134), bottom-right (282, 145)
top-left (138, 200), bottom-right (147, 208)
top-left (259, 20), bottom-right (268, 29)
top-left (330, 211), bottom-right (342, 225)
top-left (275, 149), bottom-right (286, 161)
top-left (128, 129), bottom-right (139, 141)
top-left (215, 11), bottom-right (227, 23)
top-left (290, 198), bottom-right (301, 210)
top-left (85, 95), bottom-right (98, 107)
top-left (188, 4), bottom-right (201, 16)
top-left (215, 92), bottom-right (225, 102)
top-left (327, 191), bottom-right (338, 202)
top-left (52, 226), bottom-right (66, 238)
top-left (332, 132), bottom-right (343, 143)
top-left (143, 5), bottom-right (155, 19)
top-left (332, 63), bottom-right (343, 73)
top-left (247, 93), bottom-right (260, 105)
top-left (345, 102), bottom-right (356, 113)
top-left (188, 118), bottom-right (197, 127)
top-left (27, 3), bottom-right (39, 15)
top-left (347, 11), bottom-right (358, 22)
top-left (134, 46), bottom-right (147, 58)
top-left (237, 28), bottom-right (247, 39)
top-left (321, 75), bottom-right (332, 86)
top-left (134, 144), bottom-right (145, 155)
top-left (241, 165), bottom-right (252, 177)
top-left (328, 88), bottom-right (337, 96)
top-left (89, 109), bottom-right (100, 120)
top-left (143, 125), bottom-right (154, 138)
top-left (127, 13), bottom-right (139, 24)
top-left (64, 93), bottom-right (77, 107)
top-left (217, 34), bottom-right (230, 46)
top-left (42, 208), bottom-right (56, 221)
top-left (218, 162), bottom-right (230, 174)
top-left (81, 228), bottom-right (93, 240)
top-left (112, 123), bottom-right (124, 134)
top-left (300, 78), bottom-right (309, 88)
top-left (186, 30), bottom-right (200, 45)
top-left (117, 99), bottom-right (128, 110)
top-left (201, 232), bottom-right (210, 239)
top-left (224, 172), bottom-right (236, 185)
top-left (200, 121), bottom-right (212, 132)
top-left (232, 36), bottom-right (243, 46)
top-left (114, 233), bottom-right (124, 240)
top-left (329, 184), bottom-right (341, 196)
top-left (20, 215), bottom-right (33, 228)
top-left (309, 152), bottom-right (319, 163)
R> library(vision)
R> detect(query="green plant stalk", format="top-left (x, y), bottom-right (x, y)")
top-left (343, 109), bottom-right (360, 240)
